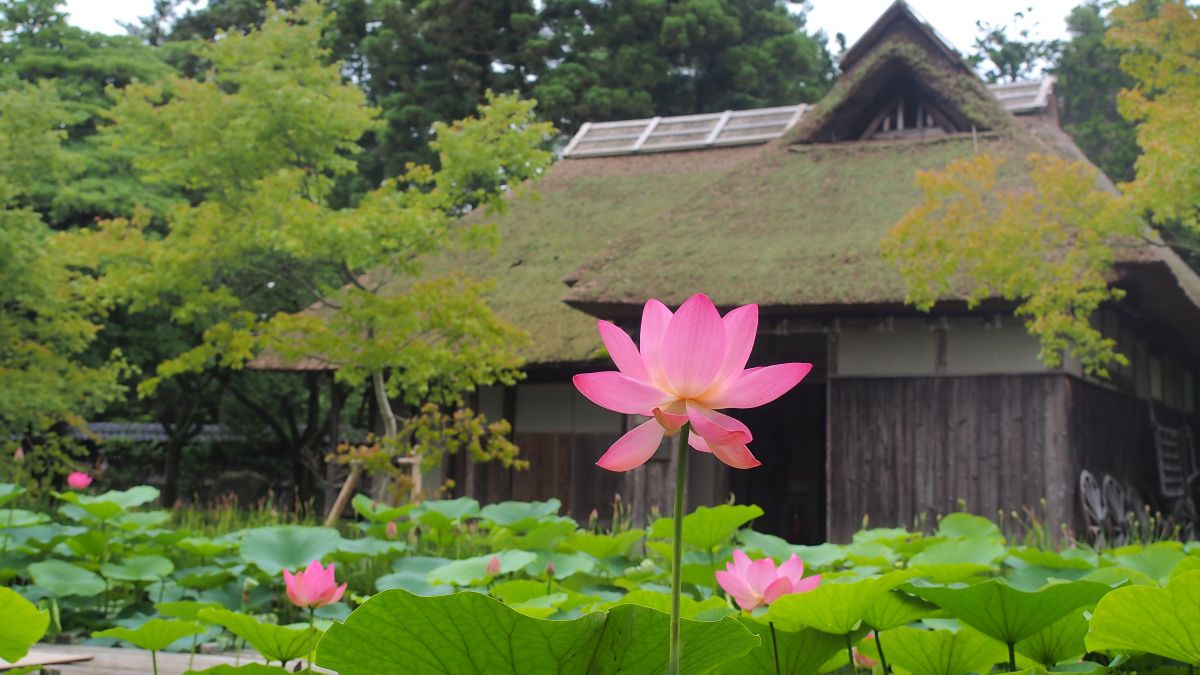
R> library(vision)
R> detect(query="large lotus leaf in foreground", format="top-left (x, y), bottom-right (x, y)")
top-left (766, 571), bottom-right (916, 635)
top-left (1086, 570), bottom-right (1200, 665)
top-left (710, 616), bottom-right (846, 675)
top-left (315, 588), bottom-right (758, 675)
top-left (0, 587), bottom-right (49, 663)
top-left (862, 626), bottom-right (1007, 675)
top-left (199, 608), bottom-right (319, 664)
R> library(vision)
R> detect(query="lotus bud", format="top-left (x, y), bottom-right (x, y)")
top-left (486, 555), bottom-right (502, 576)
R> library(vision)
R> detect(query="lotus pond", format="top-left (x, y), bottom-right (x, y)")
top-left (1, 481), bottom-right (1199, 674)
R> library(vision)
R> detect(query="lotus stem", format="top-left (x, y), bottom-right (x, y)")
top-left (306, 606), bottom-right (316, 674)
top-left (769, 621), bottom-right (781, 675)
top-left (873, 630), bottom-right (890, 674)
top-left (151, 650), bottom-right (159, 675)
top-left (1007, 642), bottom-right (1016, 672)
top-left (668, 424), bottom-right (691, 675)
top-left (845, 634), bottom-right (856, 672)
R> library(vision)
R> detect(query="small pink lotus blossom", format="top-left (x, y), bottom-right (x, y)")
top-left (545, 560), bottom-right (556, 577)
top-left (385, 521), bottom-right (398, 539)
top-left (283, 561), bottom-right (347, 609)
top-left (573, 294), bottom-right (811, 471)
top-left (13, 448), bottom-right (24, 461)
top-left (66, 472), bottom-right (92, 490)
top-left (486, 556), bottom-right (502, 576)
top-left (853, 644), bottom-right (879, 669)
top-left (715, 550), bottom-right (821, 611)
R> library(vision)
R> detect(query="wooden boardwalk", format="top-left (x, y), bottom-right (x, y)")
top-left (3, 645), bottom-right (333, 674)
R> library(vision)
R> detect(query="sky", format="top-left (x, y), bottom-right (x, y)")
top-left (63, 0), bottom-right (1079, 54)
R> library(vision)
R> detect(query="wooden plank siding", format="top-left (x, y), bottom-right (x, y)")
top-left (827, 373), bottom-right (1191, 542)
top-left (827, 374), bottom-right (1072, 541)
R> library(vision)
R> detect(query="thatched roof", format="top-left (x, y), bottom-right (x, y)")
top-left (255, 0), bottom-right (1200, 371)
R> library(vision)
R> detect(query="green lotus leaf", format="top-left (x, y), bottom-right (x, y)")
top-left (710, 615), bottom-right (846, 675)
top-left (27, 559), bottom-right (106, 597)
top-left (176, 565), bottom-right (236, 590)
top-left (491, 580), bottom-right (599, 613)
top-left (596, 589), bottom-right (732, 620)
top-left (767, 571), bottom-right (916, 635)
top-left (1110, 543), bottom-right (1186, 585)
top-left (411, 497), bottom-right (480, 529)
top-left (0, 587), bottom-right (49, 662)
top-left (525, 551), bottom-right (598, 580)
top-left (102, 555), bottom-right (175, 582)
top-left (1008, 548), bottom-right (1097, 571)
top-left (115, 510), bottom-right (171, 531)
top-left (911, 579), bottom-right (1111, 647)
top-left (560, 529), bottom-right (645, 559)
top-left (1170, 555), bottom-right (1200, 580)
top-left (937, 513), bottom-right (1004, 540)
top-left (910, 538), bottom-right (1006, 568)
top-left (349, 494), bottom-right (412, 523)
top-left (333, 537), bottom-right (407, 559)
top-left (376, 556), bottom-right (453, 596)
top-left (198, 608), bottom-right (319, 664)
top-left (1080, 566), bottom-right (1156, 587)
top-left (863, 589), bottom-right (941, 631)
top-left (492, 518), bottom-right (578, 551)
top-left (1085, 570), bottom-right (1200, 665)
top-left (863, 626), bottom-right (1007, 675)
top-left (315, 588), bottom-right (757, 674)
top-left (650, 504), bottom-right (764, 552)
top-left (94, 618), bottom-right (204, 651)
top-left (479, 499), bottom-right (562, 530)
top-left (1015, 608), bottom-right (1089, 668)
top-left (177, 537), bottom-right (239, 558)
top-left (428, 550), bottom-right (537, 586)
top-left (0, 509), bottom-right (48, 528)
top-left (237, 525), bottom-right (342, 575)
top-left (0, 483), bottom-right (26, 508)
top-left (55, 486), bottom-right (159, 521)
top-left (157, 600), bottom-right (224, 621)
top-left (736, 530), bottom-right (845, 570)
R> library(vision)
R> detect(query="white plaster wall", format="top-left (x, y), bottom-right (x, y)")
top-left (837, 326), bottom-right (937, 376)
top-left (945, 324), bottom-right (1044, 374)
top-left (514, 383), bottom-right (622, 434)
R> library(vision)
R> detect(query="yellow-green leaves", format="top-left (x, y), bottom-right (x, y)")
top-left (1086, 570), bottom-right (1200, 665)
top-left (883, 153), bottom-right (1138, 376)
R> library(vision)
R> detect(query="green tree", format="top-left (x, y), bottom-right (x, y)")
top-left (0, 0), bottom-right (172, 228)
top-left (0, 82), bottom-right (125, 437)
top-left (535, 0), bottom-right (833, 133)
top-left (68, 2), bottom-right (553, 502)
top-left (968, 8), bottom-right (1061, 84)
top-left (1055, 2), bottom-right (1140, 183)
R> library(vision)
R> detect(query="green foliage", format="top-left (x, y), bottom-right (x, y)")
top-left (0, 82), bottom-right (125, 437)
top-left (0, 587), bottom-right (49, 662)
top-left (766, 571), bottom-right (914, 635)
top-left (883, 153), bottom-right (1138, 376)
top-left (27, 558), bottom-right (106, 597)
top-left (650, 504), bottom-right (764, 552)
top-left (237, 525), bottom-right (342, 575)
top-left (712, 617), bottom-right (846, 675)
top-left (866, 625), bottom-right (1008, 675)
top-left (535, 0), bottom-right (832, 133)
top-left (910, 579), bottom-right (1112, 647)
top-left (1086, 570), bottom-right (1200, 665)
top-left (94, 618), bottom-right (204, 651)
top-left (198, 608), bottom-right (319, 664)
top-left (1055, 2), bottom-right (1140, 183)
top-left (968, 8), bottom-right (1061, 83)
top-left (315, 588), bottom-right (758, 674)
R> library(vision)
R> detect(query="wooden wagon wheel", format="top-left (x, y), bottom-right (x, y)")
top-left (1102, 474), bottom-right (1127, 545)
top-left (1123, 481), bottom-right (1149, 540)
top-left (1079, 470), bottom-right (1106, 542)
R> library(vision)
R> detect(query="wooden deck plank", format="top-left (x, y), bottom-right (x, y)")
top-left (5, 645), bottom-right (332, 674)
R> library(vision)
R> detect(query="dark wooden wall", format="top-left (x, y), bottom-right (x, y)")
top-left (826, 374), bottom-right (1073, 542)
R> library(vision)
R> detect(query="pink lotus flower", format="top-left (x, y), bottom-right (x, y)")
top-left (486, 555), bottom-right (502, 576)
top-left (715, 550), bottom-right (821, 611)
top-left (13, 447), bottom-right (24, 461)
top-left (853, 644), bottom-right (879, 669)
top-left (283, 560), bottom-right (347, 609)
top-left (66, 471), bottom-right (92, 489)
top-left (573, 294), bottom-right (812, 471)
top-left (385, 521), bottom-right (398, 539)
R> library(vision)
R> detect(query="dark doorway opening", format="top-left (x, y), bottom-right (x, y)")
top-left (726, 333), bottom-right (828, 544)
